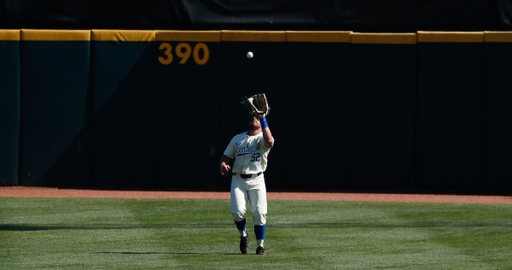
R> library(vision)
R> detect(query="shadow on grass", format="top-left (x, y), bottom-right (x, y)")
top-left (96, 251), bottom-right (239, 255)
top-left (1, 221), bottom-right (511, 231)
top-left (0, 223), bottom-right (232, 231)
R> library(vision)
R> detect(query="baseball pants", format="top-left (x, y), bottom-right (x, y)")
top-left (230, 174), bottom-right (267, 226)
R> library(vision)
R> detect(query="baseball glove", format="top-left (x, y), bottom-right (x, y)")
top-left (241, 93), bottom-right (271, 116)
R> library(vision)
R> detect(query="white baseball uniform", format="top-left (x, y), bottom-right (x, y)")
top-left (223, 131), bottom-right (273, 226)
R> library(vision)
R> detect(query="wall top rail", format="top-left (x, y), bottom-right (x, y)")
top-left (351, 32), bottom-right (417, 44)
top-left (156, 31), bottom-right (221, 42)
top-left (285, 31), bottom-right (352, 43)
top-left (417, 31), bottom-right (484, 43)
top-left (21, 29), bottom-right (90, 41)
top-left (4, 30), bottom-right (512, 43)
top-left (92, 30), bottom-right (156, 42)
top-left (221, 30), bottom-right (285, 42)
top-left (0, 30), bottom-right (20, 40)
top-left (484, 31), bottom-right (512, 42)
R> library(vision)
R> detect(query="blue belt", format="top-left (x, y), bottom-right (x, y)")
top-left (234, 172), bottom-right (262, 179)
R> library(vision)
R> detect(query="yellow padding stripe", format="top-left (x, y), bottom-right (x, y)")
top-left (21, 29), bottom-right (90, 41)
top-left (417, 31), bottom-right (484, 43)
top-left (351, 33), bottom-right (417, 44)
top-left (484, 31), bottom-right (512, 42)
top-left (285, 31), bottom-right (352, 43)
top-left (156, 31), bottom-right (221, 42)
top-left (92, 30), bottom-right (156, 41)
top-left (222, 30), bottom-right (285, 42)
top-left (0, 30), bottom-right (20, 40)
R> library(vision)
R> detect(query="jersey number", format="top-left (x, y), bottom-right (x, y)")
top-left (251, 153), bottom-right (261, 162)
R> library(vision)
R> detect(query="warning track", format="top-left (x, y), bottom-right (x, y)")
top-left (1, 186), bottom-right (511, 204)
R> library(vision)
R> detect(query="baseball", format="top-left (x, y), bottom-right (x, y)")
top-left (246, 51), bottom-right (254, 59)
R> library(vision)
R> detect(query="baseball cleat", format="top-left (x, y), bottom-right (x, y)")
top-left (256, 246), bottom-right (267, 255)
top-left (240, 235), bottom-right (249, 254)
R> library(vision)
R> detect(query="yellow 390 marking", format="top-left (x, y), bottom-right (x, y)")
top-left (175, 43), bottom-right (191, 64)
top-left (193, 43), bottom-right (209, 65)
top-left (158, 43), bottom-right (173, 64)
top-left (158, 42), bottom-right (209, 65)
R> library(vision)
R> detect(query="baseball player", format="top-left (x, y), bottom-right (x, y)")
top-left (220, 111), bottom-right (274, 255)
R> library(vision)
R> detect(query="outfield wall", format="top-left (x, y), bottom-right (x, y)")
top-left (0, 30), bottom-right (19, 186)
top-left (1, 29), bottom-right (511, 193)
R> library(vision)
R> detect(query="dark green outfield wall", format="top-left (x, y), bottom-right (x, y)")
top-left (481, 33), bottom-right (512, 192)
top-left (90, 30), bottom-right (157, 189)
top-left (417, 34), bottom-right (484, 191)
top-left (1, 29), bottom-right (512, 193)
top-left (0, 31), bottom-right (19, 186)
top-left (350, 34), bottom-right (417, 191)
top-left (156, 31), bottom-right (222, 189)
top-left (19, 30), bottom-right (91, 188)
top-left (285, 32), bottom-right (351, 190)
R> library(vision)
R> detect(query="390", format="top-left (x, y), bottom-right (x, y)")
top-left (158, 42), bottom-right (209, 65)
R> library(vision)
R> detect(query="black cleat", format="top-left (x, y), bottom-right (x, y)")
top-left (256, 246), bottom-right (267, 255)
top-left (240, 235), bottom-right (249, 254)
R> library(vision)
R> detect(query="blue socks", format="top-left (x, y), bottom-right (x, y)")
top-left (234, 219), bottom-right (247, 237)
top-left (254, 224), bottom-right (266, 240)
top-left (235, 219), bottom-right (266, 246)
top-left (255, 225), bottom-right (266, 247)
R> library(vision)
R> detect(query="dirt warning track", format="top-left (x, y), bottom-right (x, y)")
top-left (1, 186), bottom-right (511, 204)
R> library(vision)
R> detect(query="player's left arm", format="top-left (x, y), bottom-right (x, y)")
top-left (259, 114), bottom-right (273, 148)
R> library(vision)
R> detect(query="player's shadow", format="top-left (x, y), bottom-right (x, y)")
top-left (0, 223), bottom-right (232, 231)
top-left (96, 251), bottom-right (239, 255)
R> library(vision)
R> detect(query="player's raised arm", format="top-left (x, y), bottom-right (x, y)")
top-left (259, 113), bottom-right (273, 148)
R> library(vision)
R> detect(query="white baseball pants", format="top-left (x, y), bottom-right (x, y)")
top-left (230, 174), bottom-right (267, 226)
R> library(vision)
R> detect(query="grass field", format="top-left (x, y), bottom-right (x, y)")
top-left (1, 197), bottom-right (511, 269)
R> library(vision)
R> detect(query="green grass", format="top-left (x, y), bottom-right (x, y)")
top-left (1, 197), bottom-right (511, 269)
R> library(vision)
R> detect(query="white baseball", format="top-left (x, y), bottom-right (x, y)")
top-left (246, 51), bottom-right (254, 59)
